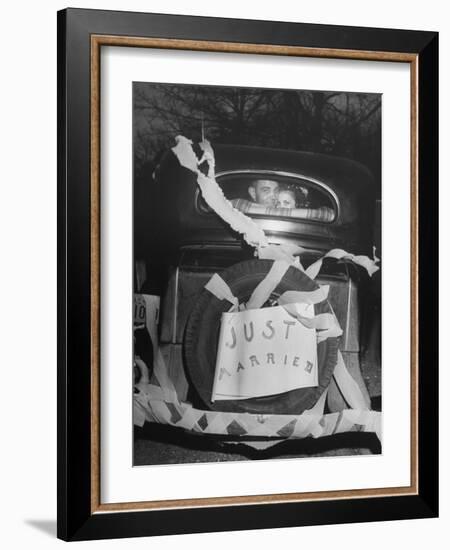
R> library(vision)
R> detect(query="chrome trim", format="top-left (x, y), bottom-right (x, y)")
top-left (344, 274), bottom-right (352, 349)
top-left (172, 267), bottom-right (180, 344)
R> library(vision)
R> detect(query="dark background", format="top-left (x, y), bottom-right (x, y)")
top-left (133, 82), bottom-right (381, 191)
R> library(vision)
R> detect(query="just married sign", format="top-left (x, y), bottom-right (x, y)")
top-left (211, 304), bottom-right (318, 401)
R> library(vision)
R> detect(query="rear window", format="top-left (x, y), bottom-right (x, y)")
top-left (197, 172), bottom-right (337, 222)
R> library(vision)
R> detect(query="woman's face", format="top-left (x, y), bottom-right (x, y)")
top-left (277, 190), bottom-right (296, 209)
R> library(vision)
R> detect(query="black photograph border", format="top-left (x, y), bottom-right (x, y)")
top-left (57, 8), bottom-right (438, 541)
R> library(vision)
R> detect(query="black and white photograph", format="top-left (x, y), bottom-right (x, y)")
top-left (132, 82), bottom-right (382, 465)
top-left (0, 0), bottom-right (443, 545)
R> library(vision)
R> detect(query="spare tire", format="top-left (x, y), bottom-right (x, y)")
top-left (184, 259), bottom-right (339, 414)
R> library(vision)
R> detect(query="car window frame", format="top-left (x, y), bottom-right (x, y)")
top-left (195, 169), bottom-right (340, 223)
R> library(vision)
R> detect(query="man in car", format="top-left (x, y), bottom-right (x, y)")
top-left (231, 179), bottom-right (279, 213)
top-left (231, 179), bottom-right (334, 221)
top-left (248, 179), bottom-right (280, 207)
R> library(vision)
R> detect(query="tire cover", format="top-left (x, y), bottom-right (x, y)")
top-left (184, 259), bottom-right (339, 414)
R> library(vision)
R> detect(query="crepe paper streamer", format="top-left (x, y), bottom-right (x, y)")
top-left (205, 273), bottom-right (239, 309)
top-left (172, 137), bottom-right (308, 265)
top-left (267, 243), bottom-right (305, 258)
top-left (149, 350), bottom-right (181, 406)
top-left (197, 172), bottom-right (269, 248)
top-left (133, 400), bottom-right (148, 428)
top-left (351, 254), bottom-right (380, 276)
top-left (198, 139), bottom-right (216, 178)
top-left (333, 350), bottom-right (371, 411)
top-left (245, 260), bottom-right (291, 310)
top-left (364, 406), bottom-right (382, 442)
top-left (134, 383), bottom-right (381, 445)
top-left (282, 307), bottom-right (337, 331)
top-left (373, 245), bottom-right (380, 264)
top-left (304, 386), bottom-right (328, 417)
top-left (135, 357), bottom-right (150, 384)
top-left (306, 248), bottom-right (380, 280)
top-left (258, 243), bottom-right (305, 267)
top-left (278, 285), bottom-right (330, 307)
top-left (172, 137), bottom-right (269, 248)
top-left (171, 136), bottom-right (201, 174)
top-left (316, 322), bottom-right (344, 344)
top-left (133, 314), bottom-right (380, 445)
top-left (281, 302), bottom-right (343, 344)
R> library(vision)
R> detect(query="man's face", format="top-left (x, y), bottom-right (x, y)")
top-left (248, 179), bottom-right (279, 206)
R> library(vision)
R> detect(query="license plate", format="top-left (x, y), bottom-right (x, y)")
top-left (134, 294), bottom-right (146, 327)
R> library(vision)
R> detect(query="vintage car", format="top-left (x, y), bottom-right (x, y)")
top-left (135, 143), bottom-right (381, 415)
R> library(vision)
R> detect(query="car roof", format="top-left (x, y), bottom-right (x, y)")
top-left (212, 143), bottom-right (376, 197)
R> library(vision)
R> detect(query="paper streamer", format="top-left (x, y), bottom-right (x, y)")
top-left (133, 308), bottom-right (380, 445)
top-left (316, 321), bottom-right (345, 344)
top-left (278, 285), bottom-right (330, 306)
top-left (257, 243), bottom-right (304, 267)
top-left (281, 302), bottom-right (343, 343)
top-left (134, 376), bottom-right (381, 444)
top-left (205, 274), bottom-right (239, 309)
top-left (172, 136), bottom-right (269, 248)
top-left (245, 260), bottom-right (291, 310)
top-left (333, 350), bottom-right (371, 410)
top-left (306, 248), bottom-right (380, 279)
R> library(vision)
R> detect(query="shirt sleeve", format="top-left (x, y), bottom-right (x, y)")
top-left (230, 198), bottom-right (252, 213)
top-left (303, 207), bottom-right (334, 222)
top-left (231, 199), bottom-right (334, 222)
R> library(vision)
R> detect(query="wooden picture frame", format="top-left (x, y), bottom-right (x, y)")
top-left (57, 7), bottom-right (438, 541)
